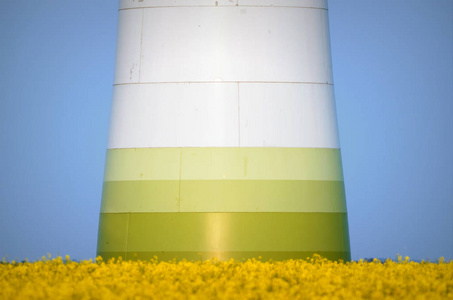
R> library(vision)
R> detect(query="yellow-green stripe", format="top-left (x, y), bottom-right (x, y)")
top-left (104, 147), bottom-right (344, 181)
top-left (97, 212), bottom-right (350, 254)
top-left (99, 147), bottom-right (350, 261)
top-left (100, 180), bottom-right (346, 213)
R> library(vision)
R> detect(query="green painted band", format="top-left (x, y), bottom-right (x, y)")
top-left (97, 212), bottom-right (350, 253)
top-left (97, 251), bottom-right (351, 262)
top-left (103, 147), bottom-right (344, 181)
top-left (100, 180), bottom-right (346, 213)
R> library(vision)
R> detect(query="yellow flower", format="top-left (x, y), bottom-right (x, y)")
top-left (0, 255), bottom-right (451, 299)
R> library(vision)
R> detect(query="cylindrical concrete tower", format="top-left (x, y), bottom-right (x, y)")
top-left (97, 0), bottom-right (350, 261)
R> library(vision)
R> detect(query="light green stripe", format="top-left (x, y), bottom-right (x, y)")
top-left (104, 147), bottom-right (344, 181)
top-left (100, 180), bottom-right (346, 213)
top-left (104, 148), bottom-right (181, 181)
top-left (181, 148), bottom-right (343, 181)
top-left (97, 251), bottom-right (351, 262)
top-left (97, 212), bottom-right (350, 254)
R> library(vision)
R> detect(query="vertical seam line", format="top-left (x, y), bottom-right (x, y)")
top-left (138, 9), bottom-right (144, 82)
top-left (178, 148), bottom-right (182, 212)
top-left (124, 213), bottom-right (130, 259)
top-left (238, 82), bottom-right (241, 147)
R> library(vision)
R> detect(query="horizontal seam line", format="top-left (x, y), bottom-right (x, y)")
top-left (106, 147), bottom-right (341, 150)
top-left (119, 6), bottom-right (327, 11)
top-left (100, 212), bottom-right (347, 214)
top-left (99, 251), bottom-right (348, 252)
top-left (113, 81), bottom-right (333, 86)
top-left (103, 179), bottom-right (344, 182)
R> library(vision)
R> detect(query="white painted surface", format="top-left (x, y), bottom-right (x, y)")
top-left (107, 83), bottom-right (239, 149)
top-left (120, 0), bottom-right (238, 9)
top-left (107, 83), bottom-right (339, 149)
top-left (119, 0), bottom-right (327, 9)
top-left (113, 9), bottom-right (142, 84)
top-left (114, 6), bottom-right (332, 84)
top-left (239, 0), bottom-right (327, 8)
top-left (239, 83), bottom-right (340, 148)
top-left (108, 2), bottom-right (340, 150)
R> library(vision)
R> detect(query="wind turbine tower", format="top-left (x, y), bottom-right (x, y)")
top-left (97, 0), bottom-right (351, 261)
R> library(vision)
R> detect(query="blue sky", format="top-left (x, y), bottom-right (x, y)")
top-left (0, 0), bottom-right (452, 261)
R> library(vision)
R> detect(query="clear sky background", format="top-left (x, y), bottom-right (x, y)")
top-left (0, 0), bottom-right (452, 262)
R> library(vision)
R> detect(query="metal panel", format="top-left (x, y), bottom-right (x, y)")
top-left (119, 0), bottom-right (239, 10)
top-left (103, 212), bottom-right (350, 252)
top-left (119, 0), bottom-right (327, 9)
top-left (240, 0), bottom-right (327, 8)
top-left (101, 180), bottom-right (346, 213)
top-left (138, 7), bottom-right (332, 83)
top-left (179, 147), bottom-right (344, 181)
top-left (113, 9), bottom-right (142, 84)
top-left (107, 83), bottom-right (239, 149)
top-left (100, 147), bottom-right (346, 213)
top-left (239, 83), bottom-right (340, 148)
top-left (103, 148), bottom-right (344, 182)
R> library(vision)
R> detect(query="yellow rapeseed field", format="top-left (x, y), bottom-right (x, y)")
top-left (1, 255), bottom-right (451, 299)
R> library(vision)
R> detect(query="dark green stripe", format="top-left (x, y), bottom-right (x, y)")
top-left (97, 213), bottom-right (129, 252)
top-left (97, 251), bottom-right (351, 262)
top-left (101, 180), bottom-right (346, 213)
top-left (97, 212), bottom-right (350, 258)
